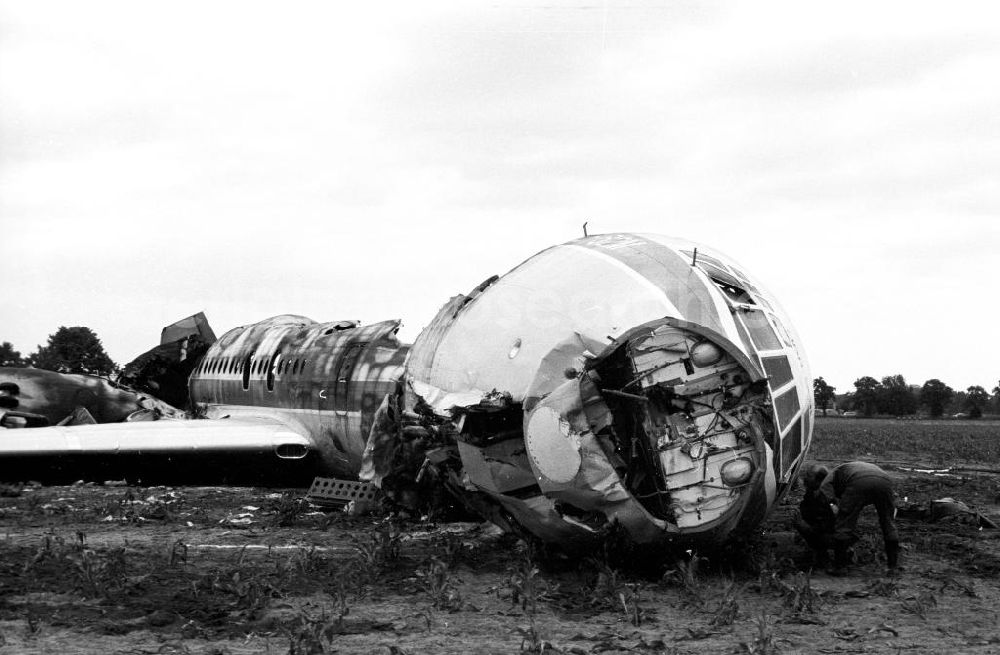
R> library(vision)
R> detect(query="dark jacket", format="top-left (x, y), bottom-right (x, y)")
top-left (818, 461), bottom-right (891, 502)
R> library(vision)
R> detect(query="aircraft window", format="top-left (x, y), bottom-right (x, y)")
top-left (729, 267), bottom-right (751, 283)
top-left (769, 314), bottom-right (795, 348)
top-left (739, 309), bottom-right (782, 351)
top-left (267, 352), bottom-right (281, 392)
top-left (242, 356), bottom-right (252, 390)
top-left (773, 387), bottom-right (801, 433)
top-left (732, 318), bottom-right (758, 361)
top-left (697, 262), bottom-right (755, 304)
top-left (761, 355), bottom-right (793, 392)
top-left (780, 416), bottom-right (803, 477)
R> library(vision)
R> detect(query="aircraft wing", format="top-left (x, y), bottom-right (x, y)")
top-left (0, 417), bottom-right (310, 458)
top-left (0, 416), bottom-right (315, 483)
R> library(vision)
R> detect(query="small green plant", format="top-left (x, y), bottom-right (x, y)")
top-left (710, 579), bottom-right (742, 627)
top-left (502, 553), bottom-right (560, 653)
top-left (662, 551), bottom-right (706, 607)
top-left (506, 552), bottom-right (557, 613)
top-left (72, 545), bottom-right (128, 598)
top-left (23, 532), bottom-right (128, 600)
top-left (352, 523), bottom-right (402, 577)
top-left (740, 612), bottom-right (776, 654)
top-left (619, 582), bottom-right (645, 627)
top-left (284, 610), bottom-right (339, 655)
top-left (780, 572), bottom-right (821, 616)
top-left (285, 546), bottom-right (324, 575)
top-left (416, 557), bottom-right (462, 611)
top-left (198, 566), bottom-right (280, 615)
top-left (271, 492), bottom-right (310, 528)
top-left (516, 621), bottom-right (560, 653)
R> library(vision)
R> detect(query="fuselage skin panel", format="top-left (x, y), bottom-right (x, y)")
top-left (188, 316), bottom-right (408, 477)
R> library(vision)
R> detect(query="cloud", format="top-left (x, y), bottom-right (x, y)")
top-left (1, 1), bottom-right (997, 389)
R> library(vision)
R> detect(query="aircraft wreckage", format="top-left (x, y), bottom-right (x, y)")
top-left (0, 233), bottom-right (812, 547)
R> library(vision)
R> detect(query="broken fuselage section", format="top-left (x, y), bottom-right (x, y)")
top-left (384, 233), bottom-right (811, 548)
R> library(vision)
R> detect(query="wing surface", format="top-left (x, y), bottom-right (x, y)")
top-left (0, 417), bottom-right (311, 460)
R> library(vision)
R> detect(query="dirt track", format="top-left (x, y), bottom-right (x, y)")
top-left (2, 420), bottom-right (999, 654)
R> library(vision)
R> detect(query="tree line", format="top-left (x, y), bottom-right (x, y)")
top-left (1, 328), bottom-right (116, 376)
top-left (814, 375), bottom-right (1000, 419)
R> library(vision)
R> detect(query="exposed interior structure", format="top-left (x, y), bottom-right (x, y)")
top-left (583, 323), bottom-right (772, 532)
top-left (427, 320), bottom-right (776, 546)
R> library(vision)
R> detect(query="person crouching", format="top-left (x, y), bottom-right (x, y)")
top-left (817, 461), bottom-right (901, 576)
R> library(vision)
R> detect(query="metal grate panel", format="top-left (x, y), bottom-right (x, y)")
top-left (307, 477), bottom-right (381, 507)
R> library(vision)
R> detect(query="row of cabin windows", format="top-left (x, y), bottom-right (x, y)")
top-left (197, 354), bottom-right (309, 378)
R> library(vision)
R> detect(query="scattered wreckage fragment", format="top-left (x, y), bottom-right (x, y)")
top-left (364, 233), bottom-right (813, 549)
top-left (0, 312), bottom-right (214, 430)
top-left (0, 366), bottom-right (183, 429)
top-left (118, 311), bottom-right (217, 409)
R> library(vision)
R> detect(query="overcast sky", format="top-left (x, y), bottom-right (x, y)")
top-left (1, 1), bottom-right (997, 394)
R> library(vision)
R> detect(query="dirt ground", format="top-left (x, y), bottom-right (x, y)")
top-left (2, 419), bottom-right (999, 654)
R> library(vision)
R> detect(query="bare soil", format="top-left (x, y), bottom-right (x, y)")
top-left (2, 419), bottom-right (999, 654)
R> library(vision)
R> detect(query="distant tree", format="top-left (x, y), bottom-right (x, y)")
top-left (920, 379), bottom-right (954, 417)
top-left (993, 380), bottom-right (1000, 413)
top-left (965, 386), bottom-right (990, 419)
top-left (878, 374), bottom-right (917, 416)
top-left (947, 389), bottom-right (969, 416)
top-left (813, 377), bottom-right (836, 416)
top-left (853, 376), bottom-right (882, 417)
top-left (29, 327), bottom-right (116, 376)
top-left (0, 342), bottom-right (26, 367)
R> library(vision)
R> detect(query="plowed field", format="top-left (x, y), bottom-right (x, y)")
top-left (1, 418), bottom-right (998, 654)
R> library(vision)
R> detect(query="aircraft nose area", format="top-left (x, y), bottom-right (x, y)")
top-left (398, 232), bottom-right (811, 549)
top-left (516, 319), bottom-right (774, 544)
